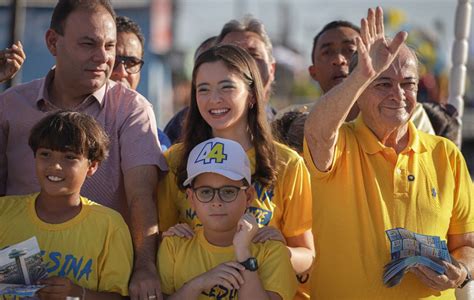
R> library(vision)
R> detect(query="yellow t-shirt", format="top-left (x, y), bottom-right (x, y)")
top-left (0, 193), bottom-right (133, 296)
top-left (158, 141), bottom-right (313, 299)
top-left (303, 116), bottom-right (474, 300)
top-left (158, 228), bottom-right (297, 299)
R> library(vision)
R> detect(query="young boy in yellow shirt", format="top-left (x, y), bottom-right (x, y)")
top-left (157, 137), bottom-right (296, 299)
top-left (0, 111), bottom-right (133, 299)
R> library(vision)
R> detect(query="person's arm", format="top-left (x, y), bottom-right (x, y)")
top-left (287, 230), bottom-right (315, 274)
top-left (234, 214), bottom-right (279, 300)
top-left (125, 165), bottom-right (162, 300)
top-left (252, 227), bottom-right (314, 275)
top-left (0, 41), bottom-right (25, 83)
top-left (165, 261), bottom-right (245, 300)
top-left (410, 232), bottom-right (473, 290)
top-left (304, 7), bottom-right (407, 172)
top-left (37, 277), bottom-right (123, 300)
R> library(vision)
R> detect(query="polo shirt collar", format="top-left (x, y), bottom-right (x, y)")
top-left (35, 68), bottom-right (107, 109)
top-left (353, 115), bottom-right (427, 155)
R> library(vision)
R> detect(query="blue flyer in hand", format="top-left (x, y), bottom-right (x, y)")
top-left (383, 228), bottom-right (451, 287)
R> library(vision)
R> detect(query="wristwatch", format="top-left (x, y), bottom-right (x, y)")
top-left (239, 257), bottom-right (258, 271)
top-left (458, 262), bottom-right (472, 289)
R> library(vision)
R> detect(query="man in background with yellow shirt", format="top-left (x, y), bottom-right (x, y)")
top-left (304, 7), bottom-right (473, 299)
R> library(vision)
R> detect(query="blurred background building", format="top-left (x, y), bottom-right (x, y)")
top-left (1, 0), bottom-right (474, 175)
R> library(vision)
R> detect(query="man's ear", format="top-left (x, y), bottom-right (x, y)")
top-left (87, 161), bottom-right (99, 177)
top-left (308, 65), bottom-right (318, 81)
top-left (45, 29), bottom-right (59, 56)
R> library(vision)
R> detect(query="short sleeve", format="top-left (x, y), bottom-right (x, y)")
top-left (157, 148), bottom-right (181, 232)
top-left (119, 94), bottom-right (167, 172)
top-left (259, 241), bottom-right (297, 300)
top-left (448, 148), bottom-right (474, 234)
top-left (157, 237), bottom-right (177, 295)
top-left (97, 221), bottom-right (133, 295)
top-left (279, 154), bottom-right (312, 237)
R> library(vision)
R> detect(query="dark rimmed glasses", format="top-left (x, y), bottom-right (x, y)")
top-left (192, 185), bottom-right (249, 203)
top-left (114, 55), bottom-right (144, 74)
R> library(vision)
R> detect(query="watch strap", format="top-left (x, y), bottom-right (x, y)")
top-left (458, 262), bottom-right (472, 289)
top-left (239, 257), bottom-right (258, 271)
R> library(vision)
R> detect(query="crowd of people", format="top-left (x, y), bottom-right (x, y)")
top-left (0, 1), bottom-right (472, 300)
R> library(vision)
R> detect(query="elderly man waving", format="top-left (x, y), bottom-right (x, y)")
top-left (304, 7), bottom-right (473, 300)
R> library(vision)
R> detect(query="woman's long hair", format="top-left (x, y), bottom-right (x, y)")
top-left (176, 44), bottom-right (277, 189)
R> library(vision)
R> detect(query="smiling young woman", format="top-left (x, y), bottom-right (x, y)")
top-left (157, 44), bottom-right (315, 299)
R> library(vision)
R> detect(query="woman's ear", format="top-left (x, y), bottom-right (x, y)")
top-left (245, 185), bottom-right (255, 208)
top-left (248, 94), bottom-right (256, 109)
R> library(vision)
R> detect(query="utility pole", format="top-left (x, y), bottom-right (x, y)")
top-left (6, 0), bottom-right (26, 88)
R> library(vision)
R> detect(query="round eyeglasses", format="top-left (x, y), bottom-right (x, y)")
top-left (113, 55), bottom-right (144, 74)
top-left (192, 185), bottom-right (249, 203)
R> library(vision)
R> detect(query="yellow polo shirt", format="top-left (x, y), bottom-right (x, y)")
top-left (303, 116), bottom-right (473, 299)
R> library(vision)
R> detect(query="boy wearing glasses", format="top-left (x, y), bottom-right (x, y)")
top-left (157, 138), bottom-right (296, 299)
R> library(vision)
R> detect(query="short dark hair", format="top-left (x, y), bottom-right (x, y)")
top-left (29, 111), bottom-right (109, 162)
top-left (50, 0), bottom-right (116, 35)
top-left (311, 20), bottom-right (360, 64)
top-left (116, 15), bottom-right (145, 58)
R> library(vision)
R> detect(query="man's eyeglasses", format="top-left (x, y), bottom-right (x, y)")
top-left (192, 185), bottom-right (249, 203)
top-left (114, 55), bottom-right (144, 74)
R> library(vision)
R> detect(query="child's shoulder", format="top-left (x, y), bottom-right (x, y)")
top-left (159, 234), bottom-right (198, 257)
top-left (0, 193), bottom-right (36, 213)
top-left (252, 240), bottom-right (289, 259)
top-left (81, 196), bottom-right (128, 228)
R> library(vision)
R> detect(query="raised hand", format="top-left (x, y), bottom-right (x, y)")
top-left (355, 7), bottom-right (407, 79)
top-left (0, 41), bottom-right (26, 83)
top-left (233, 213), bottom-right (258, 249)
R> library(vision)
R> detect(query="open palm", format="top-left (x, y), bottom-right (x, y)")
top-left (355, 7), bottom-right (407, 79)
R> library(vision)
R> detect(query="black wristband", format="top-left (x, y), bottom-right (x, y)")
top-left (458, 261), bottom-right (472, 289)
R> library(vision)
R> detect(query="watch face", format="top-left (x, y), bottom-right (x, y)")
top-left (248, 258), bottom-right (258, 270)
top-left (241, 257), bottom-right (258, 271)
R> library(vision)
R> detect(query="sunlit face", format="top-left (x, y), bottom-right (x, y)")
top-left (35, 148), bottom-right (98, 199)
top-left (357, 46), bottom-right (419, 134)
top-left (47, 7), bottom-right (116, 95)
top-left (186, 172), bottom-right (252, 232)
top-left (111, 31), bottom-right (142, 90)
top-left (195, 60), bottom-right (252, 135)
top-left (220, 31), bottom-right (275, 100)
top-left (309, 26), bottom-right (359, 93)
